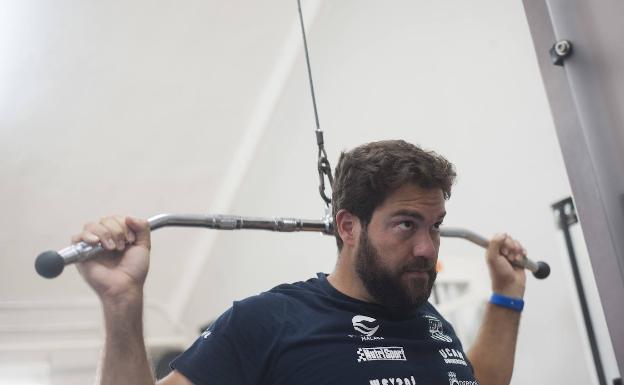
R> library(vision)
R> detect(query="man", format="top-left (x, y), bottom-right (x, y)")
top-left (74, 140), bottom-right (526, 385)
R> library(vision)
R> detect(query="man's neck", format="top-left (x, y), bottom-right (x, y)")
top-left (327, 249), bottom-right (375, 304)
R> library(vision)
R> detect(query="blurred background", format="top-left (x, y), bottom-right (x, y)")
top-left (0, 0), bottom-right (620, 384)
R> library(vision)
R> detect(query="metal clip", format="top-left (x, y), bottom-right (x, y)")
top-left (317, 155), bottom-right (333, 205)
top-left (550, 40), bottom-right (573, 66)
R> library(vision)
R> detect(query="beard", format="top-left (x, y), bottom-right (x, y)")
top-left (355, 228), bottom-right (437, 311)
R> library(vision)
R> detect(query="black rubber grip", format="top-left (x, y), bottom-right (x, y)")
top-left (533, 261), bottom-right (551, 279)
top-left (35, 251), bottom-right (65, 278)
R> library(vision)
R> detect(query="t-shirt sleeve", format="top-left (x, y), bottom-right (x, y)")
top-left (170, 297), bottom-right (280, 385)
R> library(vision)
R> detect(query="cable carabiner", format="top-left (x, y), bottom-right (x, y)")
top-left (317, 154), bottom-right (333, 206)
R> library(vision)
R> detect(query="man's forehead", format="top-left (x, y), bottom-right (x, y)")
top-left (389, 208), bottom-right (447, 220)
top-left (378, 184), bottom-right (446, 215)
top-left (386, 184), bottom-right (445, 203)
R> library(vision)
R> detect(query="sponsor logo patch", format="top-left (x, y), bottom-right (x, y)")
top-left (352, 315), bottom-right (380, 336)
top-left (439, 348), bottom-right (467, 366)
top-left (357, 347), bottom-right (407, 363)
top-left (423, 315), bottom-right (453, 343)
top-left (349, 315), bottom-right (384, 341)
top-left (369, 376), bottom-right (417, 385)
top-left (448, 371), bottom-right (479, 385)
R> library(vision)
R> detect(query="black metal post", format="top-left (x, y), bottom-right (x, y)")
top-left (552, 197), bottom-right (607, 385)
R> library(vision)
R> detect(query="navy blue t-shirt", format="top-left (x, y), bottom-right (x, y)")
top-left (171, 273), bottom-right (478, 385)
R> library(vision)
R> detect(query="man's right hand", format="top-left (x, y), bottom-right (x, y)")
top-left (71, 216), bottom-right (151, 303)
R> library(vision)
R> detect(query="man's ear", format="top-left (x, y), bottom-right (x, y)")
top-left (335, 209), bottom-right (360, 247)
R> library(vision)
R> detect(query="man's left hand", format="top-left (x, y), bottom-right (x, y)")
top-left (485, 234), bottom-right (527, 299)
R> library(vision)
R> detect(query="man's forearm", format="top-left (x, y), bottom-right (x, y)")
top-left (99, 294), bottom-right (154, 385)
top-left (467, 303), bottom-right (521, 385)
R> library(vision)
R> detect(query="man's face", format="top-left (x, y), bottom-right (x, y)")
top-left (354, 184), bottom-right (446, 310)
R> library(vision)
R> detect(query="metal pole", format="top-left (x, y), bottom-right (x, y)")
top-left (553, 197), bottom-right (607, 385)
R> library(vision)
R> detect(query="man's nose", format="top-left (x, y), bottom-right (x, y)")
top-left (412, 231), bottom-right (438, 261)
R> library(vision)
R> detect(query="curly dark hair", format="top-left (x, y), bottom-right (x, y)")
top-left (332, 140), bottom-right (456, 251)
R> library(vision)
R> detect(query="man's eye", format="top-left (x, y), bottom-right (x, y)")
top-left (432, 222), bottom-right (443, 231)
top-left (398, 221), bottom-right (413, 230)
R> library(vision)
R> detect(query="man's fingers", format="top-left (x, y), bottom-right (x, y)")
top-left (71, 231), bottom-right (100, 245)
top-left (498, 237), bottom-right (526, 265)
top-left (100, 217), bottom-right (127, 251)
top-left (126, 217), bottom-right (151, 249)
top-left (513, 240), bottom-right (524, 263)
top-left (84, 222), bottom-right (117, 250)
top-left (74, 216), bottom-right (147, 252)
top-left (487, 233), bottom-right (528, 266)
top-left (112, 215), bottom-right (136, 245)
top-left (487, 232), bottom-right (528, 298)
top-left (487, 233), bottom-right (507, 260)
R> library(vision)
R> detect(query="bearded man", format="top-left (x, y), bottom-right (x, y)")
top-left (74, 140), bottom-right (526, 385)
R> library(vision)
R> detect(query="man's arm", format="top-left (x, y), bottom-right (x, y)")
top-left (73, 216), bottom-right (192, 385)
top-left (98, 292), bottom-right (154, 385)
top-left (467, 234), bottom-right (527, 385)
top-left (467, 302), bottom-right (521, 385)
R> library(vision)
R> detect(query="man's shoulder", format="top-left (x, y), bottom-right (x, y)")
top-left (419, 301), bottom-right (451, 322)
top-left (232, 276), bottom-right (324, 315)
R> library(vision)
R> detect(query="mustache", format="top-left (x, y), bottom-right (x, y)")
top-left (400, 258), bottom-right (436, 273)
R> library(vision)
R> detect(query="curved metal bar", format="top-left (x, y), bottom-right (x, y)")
top-left (35, 214), bottom-right (549, 279)
top-left (439, 227), bottom-right (489, 248)
top-left (440, 226), bottom-right (543, 275)
top-left (148, 213), bottom-right (333, 234)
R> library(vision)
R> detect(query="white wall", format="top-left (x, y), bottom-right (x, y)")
top-left (1, 1), bottom-right (614, 384)
top-left (184, 1), bottom-right (598, 385)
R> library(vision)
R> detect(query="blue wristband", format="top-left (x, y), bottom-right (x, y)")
top-left (489, 293), bottom-right (524, 312)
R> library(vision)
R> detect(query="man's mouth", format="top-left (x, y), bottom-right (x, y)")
top-left (403, 269), bottom-right (430, 279)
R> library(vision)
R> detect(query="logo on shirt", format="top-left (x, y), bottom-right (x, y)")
top-left (423, 315), bottom-right (453, 343)
top-left (439, 348), bottom-right (467, 366)
top-left (352, 315), bottom-right (380, 336)
top-left (201, 330), bottom-right (212, 339)
top-left (369, 376), bottom-right (417, 385)
top-left (448, 371), bottom-right (478, 385)
top-left (349, 315), bottom-right (384, 341)
top-left (448, 371), bottom-right (459, 385)
top-left (356, 346), bottom-right (407, 363)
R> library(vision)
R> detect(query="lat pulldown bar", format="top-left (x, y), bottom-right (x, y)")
top-left (34, 213), bottom-right (550, 280)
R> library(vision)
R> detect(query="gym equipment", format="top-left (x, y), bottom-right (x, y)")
top-left (35, 213), bottom-right (550, 279)
top-left (34, 0), bottom-right (550, 283)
